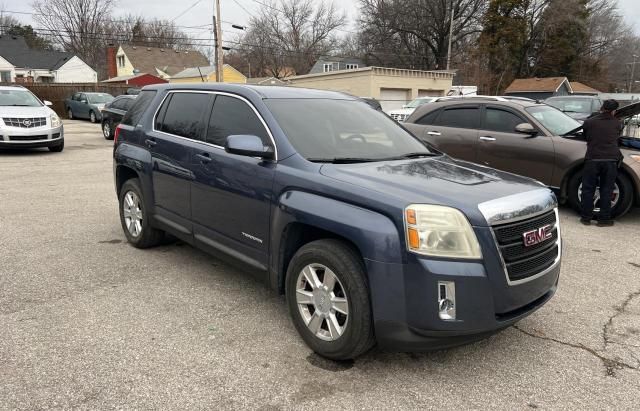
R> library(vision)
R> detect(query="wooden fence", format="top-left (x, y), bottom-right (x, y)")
top-left (0, 83), bottom-right (131, 116)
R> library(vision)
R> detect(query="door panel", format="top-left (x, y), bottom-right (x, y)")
top-left (191, 94), bottom-right (276, 270)
top-left (477, 106), bottom-right (555, 185)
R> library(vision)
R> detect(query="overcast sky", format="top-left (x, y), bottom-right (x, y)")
top-left (5, 0), bottom-right (640, 38)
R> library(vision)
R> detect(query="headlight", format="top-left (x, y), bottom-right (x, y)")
top-left (631, 154), bottom-right (640, 163)
top-left (405, 204), bottom-right (482, 259)
top-left (50, 114), bottom-right (61, 127)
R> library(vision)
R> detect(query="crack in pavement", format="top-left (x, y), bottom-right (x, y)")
top-left (512, 325), bottom-right (638, 377)
top-left (603, 289), bottom-right (640, 348)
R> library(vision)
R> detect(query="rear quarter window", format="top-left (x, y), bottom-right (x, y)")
top-left (121, 90), bottom-right (157, 127)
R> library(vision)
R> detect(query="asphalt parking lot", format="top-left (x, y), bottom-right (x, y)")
top-left (1, 120), bottom-right (639, 409)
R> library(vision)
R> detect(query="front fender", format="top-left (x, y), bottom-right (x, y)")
top-left (270, 190), bottom-right (403, 281)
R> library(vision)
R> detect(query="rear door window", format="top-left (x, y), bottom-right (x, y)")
top-left (157, 92), bottom-right (211, 140)
top-left (206, 95), bottom-right (270, 147)
top-left (483, 108), bottom-right (526, 133)
top-left (121, 90), bottom-right (156, 126)
top-left (436, 107), bottom-right (480, 129)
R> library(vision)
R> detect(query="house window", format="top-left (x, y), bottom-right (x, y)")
top-left (117, 55), bottom-right (125, 68)
top-left (323, 63), bottom-right (335, 73)
top-left (345, 64), bottom-right (358, 70)
top-left (0, 71), bottom-right (11, 82)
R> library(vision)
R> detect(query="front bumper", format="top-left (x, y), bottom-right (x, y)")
top-left (0, 124), bottom-right (64, 149)
top-left (367, 230), bottom-right (561, 351)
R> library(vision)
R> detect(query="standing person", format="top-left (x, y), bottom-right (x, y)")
top-left (580, 99), bottom-right (623, 227)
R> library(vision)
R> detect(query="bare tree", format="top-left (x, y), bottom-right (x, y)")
top-left (239, 0), bottom-right (346, 77)
top-left (103, 14), bottom-right (194, 50)
top-left (32, 0), bottom-right (116, 73)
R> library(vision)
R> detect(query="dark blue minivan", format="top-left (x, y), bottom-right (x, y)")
top-left (113, 84), bottom-right (561, 360)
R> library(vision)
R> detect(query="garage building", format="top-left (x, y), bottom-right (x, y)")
top-left (287, 67), bottom-right (454, 112)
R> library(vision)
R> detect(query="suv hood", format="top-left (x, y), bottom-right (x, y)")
top-left (0, 105), bottom-right (53, 118)
top-left (319, 156), bottom-right (549, 226)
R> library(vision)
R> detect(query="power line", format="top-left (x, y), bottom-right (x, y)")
top-left (171, 0), bottom-right (205, 23)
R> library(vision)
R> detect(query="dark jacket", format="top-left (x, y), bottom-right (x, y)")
top-left (583, 112), bottom-right (623, 160)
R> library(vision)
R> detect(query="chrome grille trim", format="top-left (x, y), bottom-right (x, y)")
top-left (3, 117), bottom-right (47, 128)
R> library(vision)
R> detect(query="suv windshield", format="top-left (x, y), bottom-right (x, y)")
top-left (266, 99), bottom-right (435, 161)
top-left (87, 93), bottom-right (114, 104)
top-left (406, 98), bottom-right (431, 108)
top-left (525, 105), bottom-right (582, 135)
top-left (0, 89), bottom-right (42, 107)
top-left (546, 98), bottom-right (594, 114)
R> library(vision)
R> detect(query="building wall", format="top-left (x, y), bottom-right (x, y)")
top-left (54, 56), bottom-right (98, 83)
top-left (289, 68), bottom-right (453, 112)
top-left (169, 66), bottom-right (247, 83)
top-left (116, 47), bottom-right (135, 77)
top-left (0, 55), bottom-right (16, 82)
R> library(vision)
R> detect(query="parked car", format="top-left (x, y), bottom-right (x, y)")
top-left (403, 97), bottom-right (640, 218)
top-left (388, 97), bottom-right (437, 122)
top-left (65, 92), bottom-right (114, 123)
top-left (101, 95), bottom-right (136, 140)
top-left (114, 84), bottom-right (562, 360)
top-left (545, 95), bottom-right (603, 122)
top-left (0, 85), bottom-right (64, 152)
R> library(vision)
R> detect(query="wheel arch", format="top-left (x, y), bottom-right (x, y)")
top-left (115, 164), bottom-right (140, 197)
top-left (270, 190), bottom-right (403, 294)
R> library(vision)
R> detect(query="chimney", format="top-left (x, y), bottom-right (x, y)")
top-left (106, 44), bottom-right (117, 79)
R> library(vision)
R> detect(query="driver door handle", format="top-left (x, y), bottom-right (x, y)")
top-left (196, 153), bottom-right (212, 164)
top-left (480, 136), bottom-right (496, 142)
top-left (427, 131), bottom-right (441, 136)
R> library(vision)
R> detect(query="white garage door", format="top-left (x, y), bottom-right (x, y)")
top-left (380, 88), bottom-right (410, 112)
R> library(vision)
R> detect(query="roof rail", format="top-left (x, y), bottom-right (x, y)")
top-left (434, 95), bottom-right (509, 102)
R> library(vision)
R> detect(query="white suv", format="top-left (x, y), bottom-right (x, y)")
top-left (0, 86), bottom-right (64, 152)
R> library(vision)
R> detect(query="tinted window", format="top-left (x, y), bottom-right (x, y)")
top-left (436, 107), bottom-right (480, 129)
top-left (416, 109), bottom-right (440, 125)
top-left (484, 108), bottom-right (525, 133)
top-left (206, 95), bottom-right (270, 146)
top-left (72, 93), bottom-right (81, 101)
top-left (122, 98), bottom-right (135, 111)
top-left (109, 98), bottom-right (125, 110)
top-left (159, 93), bottom-right (210, 140)
top-left (121, 90), bottom-right (156, 126)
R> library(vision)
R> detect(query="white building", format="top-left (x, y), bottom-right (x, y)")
top-left (0, 35), bottom-right (97, 83)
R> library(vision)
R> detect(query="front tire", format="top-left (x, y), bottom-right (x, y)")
top-left (568, 170), bottom-right (634, 218)
top-left (119, 179), bottom-right (164, 248)
top-left (48, 139), bottom-right (64, 152)
top-left (286, 239), bottom-right (375, 360)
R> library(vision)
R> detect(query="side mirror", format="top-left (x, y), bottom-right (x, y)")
top-left (43, 100), bottom-right (53, 106)
top-left (515, 123), bottom-right (538, 136)
top-left (225, 135), bottom-right (274, 160)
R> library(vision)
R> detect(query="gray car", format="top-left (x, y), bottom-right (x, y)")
top-left (65, 92), bottom-right (114, 123)
top-left (0, 86), bottom-right (64, 152)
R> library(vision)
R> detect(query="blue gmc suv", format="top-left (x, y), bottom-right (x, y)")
top-left (113, 84), bottom-right (561, 360)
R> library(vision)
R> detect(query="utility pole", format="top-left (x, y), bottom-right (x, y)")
top-left (629, 54), bottom-right (638, 93)
top-left (213, 0), bottom-right (224, 82)
top-left (446, 0), bottom-right (454, 71)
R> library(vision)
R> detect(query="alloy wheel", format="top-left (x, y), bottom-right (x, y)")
top-left (578, 182), bottom-right (620, 212)
top-left (122, 191), bottom-right (143, 237)
top-left (295, 264), bottom-right (349, 341)
top-left (90, 112), bottom-right (96, 123)
top-left (103, 122), bottom-right (111, 138)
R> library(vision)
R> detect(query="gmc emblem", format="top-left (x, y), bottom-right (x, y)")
top-left (523, 224), bottom-right (553, 247)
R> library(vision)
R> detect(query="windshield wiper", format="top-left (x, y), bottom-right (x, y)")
top-left (396, 152), bottom-right (441, 159)
top-left (307, 157), bottom-right (384, 164)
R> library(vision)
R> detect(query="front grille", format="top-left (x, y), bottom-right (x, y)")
top-left (3, 117), bottom-right (47, 128)
top-left (8, 135), bottom-right (48, 141)
top-left (492, 210), bottom-right (559, 282)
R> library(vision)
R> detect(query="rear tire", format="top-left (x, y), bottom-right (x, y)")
top-left (567, 170), bottom-right (634, 218)
top-left (67, 109), bottom-right (73, 120)
top-left (119, 179), bottom-right (164, 248)
top-left (285, 239), bottom-right (375, 360)
top-left (89, 110), bottom-right (97, 123)
top-left (48, 139), bottom-right (64, 152)
top-left (102, 120), bottom-right (113, 140)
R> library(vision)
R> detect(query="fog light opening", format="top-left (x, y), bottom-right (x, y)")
top-left (438, 281), bottom-right (456, 321)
